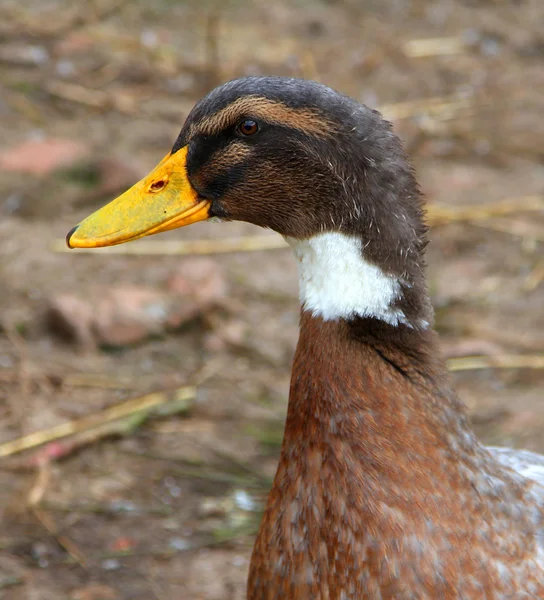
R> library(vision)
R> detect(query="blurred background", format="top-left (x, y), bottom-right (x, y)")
top-left (0, 0), bottom-right (543, 598)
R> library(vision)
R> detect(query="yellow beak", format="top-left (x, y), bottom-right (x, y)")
top-left (66, 146), bottom-right (210, 248)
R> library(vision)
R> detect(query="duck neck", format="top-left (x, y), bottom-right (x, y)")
top-left (283, 311), bottom-right (477, 469)
top-left (285, 231), bottom-right (433, 331)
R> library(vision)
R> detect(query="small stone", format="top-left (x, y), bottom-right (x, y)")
top-left (47, 263), bottom-right (226, 348)
top-left (93, 286), bottom-right (170, 346)
top-left (56, 59), bottom-right (75, 77)
top-left (169, 537), bottom-right (191, 551)
top-left (232, 554), bottom-right (246, 567)
top-left (101, 559), bottom-right (121, 571)
top-left (47, 294), bottom-right (95, 347)
top-left (233, 489), bottom-right (255, 512)
top-left (0, 354), bottom-right (13, 368)
top-left (140, 29), bottom-right (159, 48)
top-left (0, 138), bottom-right (88, 176)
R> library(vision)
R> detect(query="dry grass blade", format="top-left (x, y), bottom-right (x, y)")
top-left (524, 259), bottom-right (544, 291)
top-left (33, 507), bottom-right (88, 567)
top-left (403, 37), bottom-right (467, 58)
top-left (299, 51), bottom-right (320, 81)
top-left (51, 235), bottom-right (288, 255)
top-left (2, 89), bottom-right (44, 124)
top-left (3, 323), bottom-right (31, 421)
top-left (7, 410), bottom-right (189, 471)
top-left (447, 355), bottom-right (544, 372)
top-left (45, 81), bottom-right (137, 114)
top-left (0, 370), bottom-right (143, 389)
top-left (1, 0), bottom-right (130, 40)
top-left (62, 373), bottom-right (145, 389)
top-left (470, 218), bottom-right (544, 243)
top-left (427, 196), bottom-right (544, 226)
top-left (28, 461), bottom-right (51, 506)
top-left (0, 385), bottom-right (195, 459)
top-left (26, 450), bottom-right (88, 567)
top-left (380, 95), bottom-right (474, 122)
top-left (0, 576), bottom-right (23, 591)
top-left (45, 81), bottom-right (111, 109)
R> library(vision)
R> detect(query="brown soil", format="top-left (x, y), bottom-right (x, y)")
top-left (1, 0), bottom-right (543, 598)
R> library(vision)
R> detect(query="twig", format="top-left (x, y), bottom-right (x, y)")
top-left (28, 461), bottom-right (51, 505)
top-left (1, 0), bottom-right (131, 41)
top-left (0, 385), bottom-right (195, 459)
top-left (467, 324), bottom-right (543, 354)
top-left (3, 396), bottom-right (193, 470)
top-left (167, 465), bottom-right (259, 486)
top-left (447, 354), bottom-right (544, 372)
top-left (52, 527), bottom-right (257, 567)
top-left (0, 576), bottom-right (23, 591)
top-left (26, 458), bottom-right (88, 567)
top-left (45, 81), bottom-right (136, 114)
top-left (45, 80), bottom-right (110, 108)
top-left (524, 259), bottom-right (544, 291)
top-left (3, 323), bottom-right (31, 418)
top-left (380, 95), bottom-right (475, 122)
top-left (120, 449), bottom-right (266, 487)
top-left (403, 37), bottom-right (467, 58)
top-left (469, 218), bottom-right (544, 243)
top-left (32, 507), bottom-right (88, 568)
top-left (188, 357), bottom-right (225, 387)
top-left (61, 373), bottom-right (145, 389)
top-left (40, 500), bottom-right (172, 516)
top-left (10, 416), bottom-right (143, 470)
top-left (1, 88), bottom-right (44, 124)
top-left (428, 196), bottom-right (544, 227)
top-left (0, 370), bottom-right (149, 389)
top-left (204, 445), bottom-right (271, 485)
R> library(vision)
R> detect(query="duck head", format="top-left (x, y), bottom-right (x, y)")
top-left (67, 76), bottom-right (431, 329)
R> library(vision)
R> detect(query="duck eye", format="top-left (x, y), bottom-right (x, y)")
top-left (237, 119), bottom-right (259, 136)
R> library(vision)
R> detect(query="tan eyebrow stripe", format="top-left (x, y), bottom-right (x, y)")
top-left (194, 96), bottom-right (332, 138)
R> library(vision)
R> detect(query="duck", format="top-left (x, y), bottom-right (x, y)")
top-left (66, 76), bottom-right (544, 599)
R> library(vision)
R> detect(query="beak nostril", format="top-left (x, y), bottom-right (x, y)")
top-left (150, 179), bottom-right (166, 192)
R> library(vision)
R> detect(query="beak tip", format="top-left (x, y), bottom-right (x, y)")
top-left (66, 225), bottom-right (79, 249)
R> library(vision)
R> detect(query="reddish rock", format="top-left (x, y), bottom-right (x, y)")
top-left (109, 536), bottom-right (138, 552)
top-left (47, 294), bottom-right (95, 347)
top-left (0, 138), bottom-right (89, 176)
top-left (93, 286), bottom-right (171, 346)
top-left (46, 263), bottom-right (226, 348)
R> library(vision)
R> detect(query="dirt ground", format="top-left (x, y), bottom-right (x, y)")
top-left (0, 0), bottom-right (543, 598)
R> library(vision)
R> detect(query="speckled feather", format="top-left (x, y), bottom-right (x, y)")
top-left (249, 315), bottom-right (544, 599)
